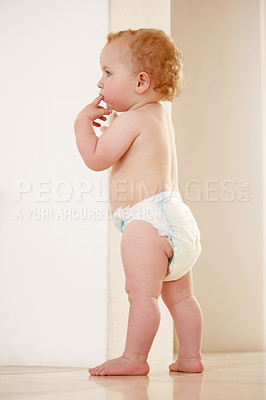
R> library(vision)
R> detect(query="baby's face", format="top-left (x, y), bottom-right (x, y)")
top-left (97, 40), bottom-right (138, 112)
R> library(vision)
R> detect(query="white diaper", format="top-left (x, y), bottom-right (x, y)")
top-left (113, 191), bottom-right (202, 281)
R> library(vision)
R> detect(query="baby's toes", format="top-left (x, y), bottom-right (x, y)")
top-left (99, 367), bottom-right (107, 376)
top-left (89, 366), bottom-right (100, 375)
top-left (96, 365), bottom-right (107, 375)
top-left (96, 367), bottom-right (105, 375)
top-left (169, 363), bottom-right (176, 371)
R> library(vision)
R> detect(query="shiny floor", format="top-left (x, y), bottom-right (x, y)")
top-left (0, 353), bottom-right (265, 400)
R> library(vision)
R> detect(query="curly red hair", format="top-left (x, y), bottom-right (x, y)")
top-left (107, 29), bottom-right (184, 101)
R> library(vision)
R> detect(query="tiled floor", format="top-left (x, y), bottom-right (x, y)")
top-left (0, 353), bottom-right (265, 400)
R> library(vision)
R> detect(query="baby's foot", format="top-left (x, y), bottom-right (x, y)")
top-left (169, 357), bottom-right (204, 373)
top-left (89, 356), bottom-right (150, 376)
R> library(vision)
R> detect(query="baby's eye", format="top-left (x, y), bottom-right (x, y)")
top-left (106, 71), bottom-right (111, 77)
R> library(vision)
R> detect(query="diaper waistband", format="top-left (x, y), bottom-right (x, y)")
top-left (131, 190), bottom-right (182, 209)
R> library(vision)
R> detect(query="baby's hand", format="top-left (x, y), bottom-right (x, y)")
top-left (100, 112), bottom-right (118, 132)
top-left (75, 95), bottom-right (113, 128)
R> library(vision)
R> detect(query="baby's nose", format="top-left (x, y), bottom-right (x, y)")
top-left (97, 78), bottom-right (103, 88)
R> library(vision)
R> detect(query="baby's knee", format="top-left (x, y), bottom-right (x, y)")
top-left (162, 291), bottom-right (194, 313)
top-left (127, 292), bottom-right (160, 305)
top-left (161, 273), bottom-right (194, 308)
top-left (125, 278), bottom-right (162, 303)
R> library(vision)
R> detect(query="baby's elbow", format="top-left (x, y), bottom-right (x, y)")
top-left (84, 158), bottom-right (109, 172)
top-left (90, 164), bottom-right (109, 172)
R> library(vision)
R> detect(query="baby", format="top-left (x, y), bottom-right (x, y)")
top-left (74, 28), bottom-right (204, 376)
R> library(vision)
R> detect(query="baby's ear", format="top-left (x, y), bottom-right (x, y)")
top-left (136, 72), bottom-right (151, 94)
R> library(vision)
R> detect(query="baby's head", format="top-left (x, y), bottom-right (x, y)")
top-left (106, 28), bottom-right (184, 102)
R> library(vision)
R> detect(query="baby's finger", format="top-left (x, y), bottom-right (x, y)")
top-left (92, 95), bottom-right (103, 105)
top-left (97, 104), bottom-right (112, 115)
top-left (92, 121), bottom-right (101, 128)
top-left (100, 107), bottom-right (112, 117)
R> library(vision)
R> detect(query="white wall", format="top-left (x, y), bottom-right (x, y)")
top-left (172, 0), bottom-right (265, 351)
top-left (0, 0), bottom-right (109, 367)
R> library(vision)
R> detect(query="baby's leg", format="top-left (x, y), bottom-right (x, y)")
top-left (89, 220), bottom-right (172, 376)
top-left (161, 271), bottom-right (204, 373)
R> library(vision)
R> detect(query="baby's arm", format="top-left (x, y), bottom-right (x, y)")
top-left (74, 96), bottom-right (140, 171)
top-left (74, 95), bottom-right (112, 170)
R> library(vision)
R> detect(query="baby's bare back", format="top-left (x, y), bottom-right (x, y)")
top-left (110, 103), bottom-right (179, 212)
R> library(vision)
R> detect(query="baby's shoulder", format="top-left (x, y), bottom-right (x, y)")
top-left (115, 103), bottom-right (168, 134)
top-left (114, 106), bottom-right (149, 129)
top-left (131, 102), bottom-right (166, 124)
